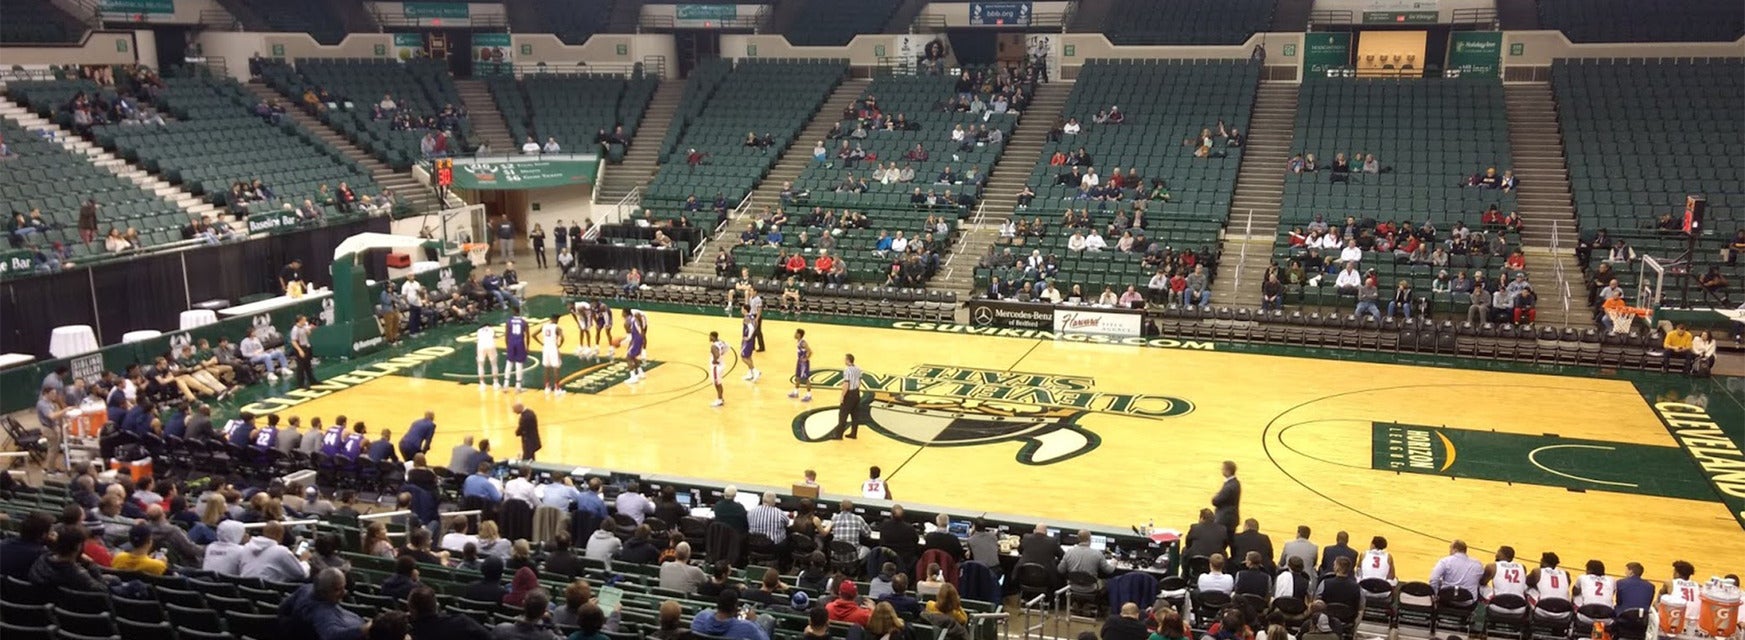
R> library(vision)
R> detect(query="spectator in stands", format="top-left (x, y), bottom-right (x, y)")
top-left (1198, 553), bottom-right (1234, 593)
top-left (1692, 330), bottom-right (1718, 375)
top-left (1700, 267), bottom-right (1731, 304)
top-left (660, 542), bottom-right (707, 594)
top-left (243, 521), bottom-right (309, 582)
top-left (542, 137), bottom-right (561, 154)
top-left (1386, 280), bottom-right (1415, 320)
top-left (1184, 265), bottom-right (1211, 309)
top-left (1663, 324), bottom-right (1696, 372)
top-left (1490, 285), bottom-right (1515, 324)
top-left (520, 136), bottom-right (540, 155)
top-left (1514, 286), bottom-right (1537, 324)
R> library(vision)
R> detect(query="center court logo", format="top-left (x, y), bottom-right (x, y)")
top-left (791, 364), bottom-right (1193, 465)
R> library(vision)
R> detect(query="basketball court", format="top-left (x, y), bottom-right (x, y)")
top-left (229, 296), bottom-right (1745, 580)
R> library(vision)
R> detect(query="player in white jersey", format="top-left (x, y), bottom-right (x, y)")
top-left (475, 324), bottom-right (500, 388)
top-left (1574, 559), bottom-right (1617, 608)
top-left (571, 301), bottom-right (597, 358)
top-left (504, 314), bottom-right (529, 391)
top-left (708, 331), bottom-right (729, 407)
top-left (1664, 560), bottom-right (1699, 619)
top-left (861, 465), bottom-right (891, 500)
top-left (535, 315), bottom-right (565, 395)
top-left (1528, 551), bottom-right (1572, 603)
top-left (1358, 536), bottom-right (1397, 584)
top-left (1484, 546), bottom-right (1529, 600)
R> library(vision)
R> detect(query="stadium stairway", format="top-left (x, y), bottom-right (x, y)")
top-left (930, 80), bottom-right (1073, 298)
top-left (1212, 79), bottom-right (1297, 310)
top-left (675, 77), bottom-right (871, 278)
top-left (597, 80), bottom-right (686, 207)
top-left (0, 94), bottom-right (227, 226)
top-left (245, 81), bottom-right (448, 218)
top-left (1505, 81), bottom-right (1582, 326)
top-left (454, 79), bottom-right (513, 152)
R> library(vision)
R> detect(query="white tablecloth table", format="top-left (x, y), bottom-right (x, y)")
top-left (122, 330), bottom-right (163, 344)
top-left (217, 288), bottom-right (333, 318)
top-left (49, 326), bottom-right (99, 358)
top-left (0, 353), bottom-right (35, 370)
top-left (179, 309), bottom-right (218, 331)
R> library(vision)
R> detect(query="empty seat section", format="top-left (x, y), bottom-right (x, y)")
top-left (783, 0), bottom-right (902, 46)
top-left (1538, 0), bottom-right (1742, 43)
top-left (1554, 58), bottom-right (1744, 307)
top-left (486, 72), bottom-right (659, 153)
top-left (1103, 0), bottom-right (1275, 45)
top-left (643, 59), bottom-right (847, 211)
top-left (261, 59), bottom-right (470, 170)
top-left (976, 59), bottom-right (1259, 295)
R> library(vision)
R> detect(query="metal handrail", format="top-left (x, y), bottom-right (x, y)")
top-left (513, 57), bottom-right (665, 80)
top-left (1450, 8), bottom-right (1500, 27)
top-left (1308, 9), bottom-right (1354, 26)
top-left (615, 185), bottom-right (643, 226)
top-left (198, 9), bottom-right (241, 29)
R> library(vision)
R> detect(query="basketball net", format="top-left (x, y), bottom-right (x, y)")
top-left (462, 243), bottom-right (489, 267)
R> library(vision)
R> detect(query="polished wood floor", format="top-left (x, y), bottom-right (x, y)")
top-left (257, 310), bottom-right (1745, 582)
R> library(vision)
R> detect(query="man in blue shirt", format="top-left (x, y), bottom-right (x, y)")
top-left (121, 398), bottom-right (156, 438)
top-left (400, 411), bottom-right (436, 460)
top-left (461, 462), bottom-right (502, 504)
top-left (279, 568), bottom-right (366, 640)
top-left (539, 477), bottom-right (584, 511)
top-left (161, 408), bottom-right (187, 439)
top-left (574, 481), bottom-right (609, 523)
top-left (367, 428), bottom-right (397, 462)
top-left (1615, 562), bottom-right (1656, 612)
top-left (691, 590), bottom-right (772, 640)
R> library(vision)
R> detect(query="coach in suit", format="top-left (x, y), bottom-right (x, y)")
top-left (1017, 523), bottom-right (1064, 589)
top-left (513, 403), bottom-right (541, 461)
top-left (1212, 460), bottom-right (1241, 532)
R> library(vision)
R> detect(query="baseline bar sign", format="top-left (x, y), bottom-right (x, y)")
top-left (967, 299), bottom-right (1052, 330)
top-left (970, 1), bottom-right (1032, 26)
top-left (1053, 308), bottom-right (1143, 338)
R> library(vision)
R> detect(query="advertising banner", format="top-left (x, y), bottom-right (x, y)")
top-left (969, 1), bottom-right (1032, 26)
top-left (1052, 307), bottom-right (1145, 338)
top-left (474, 33), bottom-right (513, 75)
top-left (100, 0), bottom-right (173, 15)
top-left (452, 159), bottom-right (598, 190)
top-left (403, 2), bottom-right (470, 19)
top-left (1448, 31), bottom-right (1503, 78)
top-left (1302, 32), bottom-right (1352, 75)
top-left (393, 33), bottom-right (425, 61)
top-left (676, 4), bottom-right (738, 21)
top-left (966, 299), bottom-right (1053, 330)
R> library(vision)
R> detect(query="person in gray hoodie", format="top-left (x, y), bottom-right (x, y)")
top-left (203, 520), bottom-right (249, 575)
top-left (583, 519), bottom-right (622, 563)
top-left (241, 521), bottom-right (309, 582)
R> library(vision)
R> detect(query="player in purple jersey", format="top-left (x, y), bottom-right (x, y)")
top-left (789, 328), bottom-right (812, 401)
top-left (504, 314), bottom-right (529, 391)
top-left (593, 299), bottom-right (614, 356)
top-left (624, 308), bottom-right (648, 383)
top-left (739, 306), bottom-right (760, 382)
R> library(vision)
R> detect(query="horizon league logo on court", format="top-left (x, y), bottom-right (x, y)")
top-left (791, 364), bottom-right (1193, 465)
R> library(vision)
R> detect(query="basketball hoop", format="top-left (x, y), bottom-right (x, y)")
top-left (1603, 298), bottom-right (1650, 335)
top-left (462, 242), bottom-right (489, 267)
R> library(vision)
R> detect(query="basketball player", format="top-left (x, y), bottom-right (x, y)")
top-left (1483, 546), bottom-right (1528, 601)
top-left (536, 315), bottom-right (566, 395)
top-left (861, 465), bottom-right (891, 500)
top-left (592, 299), bottom-right (614, 358)
top-left (475, 323), bottom-right (500, 389)
top-left (708, 331), bottom-right (729, 407)
top-left (1527, 551), bottom-right (1572, 603)
top-left (624, 308), bottom-right (648, 383)
top-left (319, 416), bottom-right (347, 457)
top-left (1663, 561), bottom-right (1699, 620)
top-left (739, 305), bottom-right (760, 381)
top-left (1573, 559), bottom-right (1617, 608)
top-left (504, 313), bottom-right (530, 392)
top-left (1358, 536), bottom-right (1397, 584)
top-left (571, 300), bottom-right (597, 359)
top-left (789, 328), bottom-right (812, 401)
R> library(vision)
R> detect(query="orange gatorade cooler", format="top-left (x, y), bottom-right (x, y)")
top-left (66, 407), bottom-right (103, 438)
top-left (1658, 595), bottom-right (1687, 635)
top-left (1697, 581), bottom-right (1740, 637)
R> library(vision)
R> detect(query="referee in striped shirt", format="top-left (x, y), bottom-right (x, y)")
top-left (836, 353), bottom-right (862, 439)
